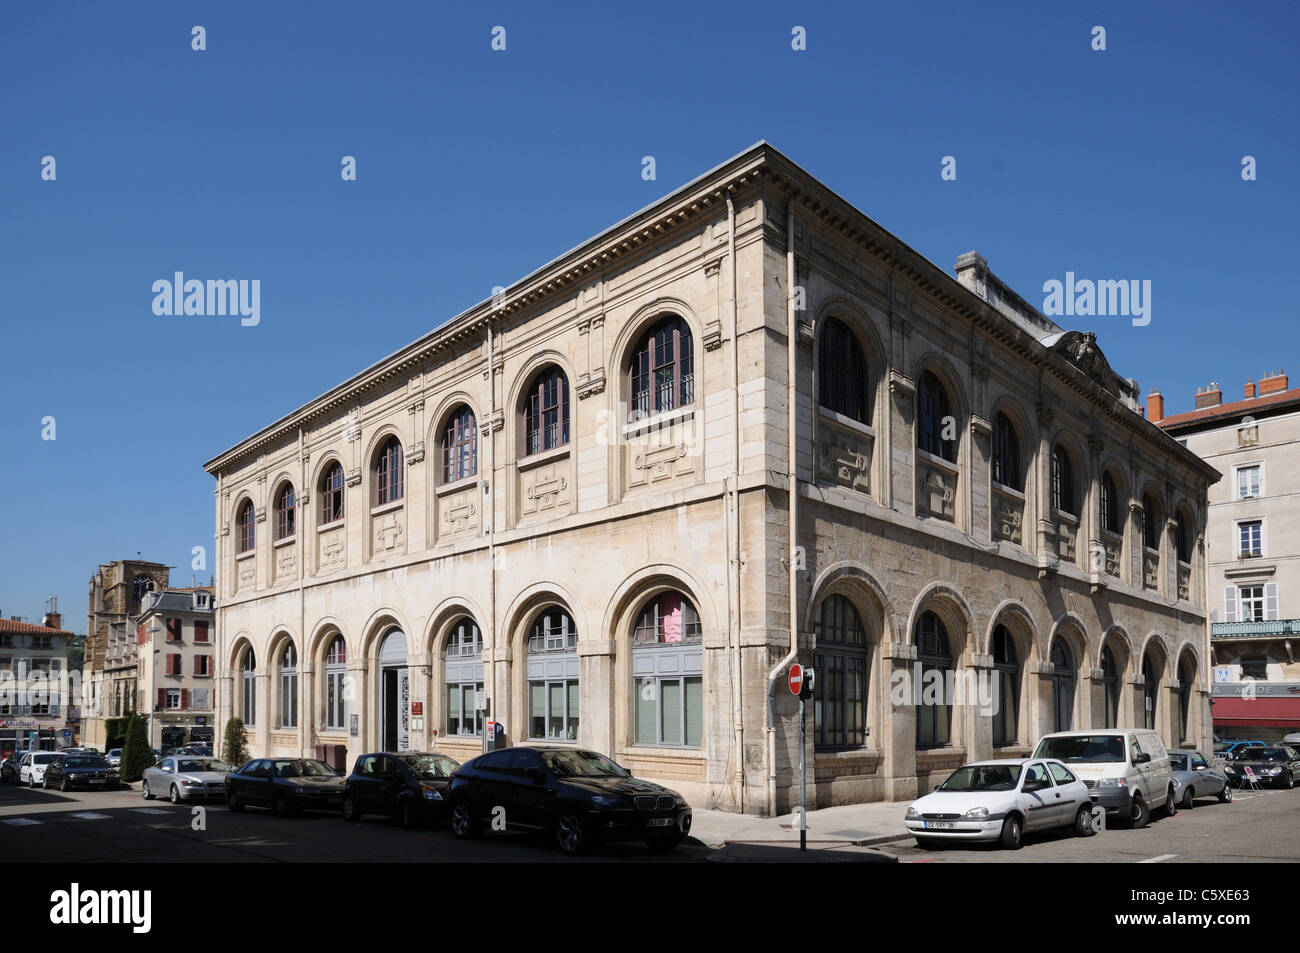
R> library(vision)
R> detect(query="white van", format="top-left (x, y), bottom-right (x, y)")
top-left (1031, 729), bottom-right (1175, 828)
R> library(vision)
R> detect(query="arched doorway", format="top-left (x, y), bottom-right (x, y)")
top-left (378, 629), bottom-right (408, 752)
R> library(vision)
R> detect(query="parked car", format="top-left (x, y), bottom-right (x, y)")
top-left (43, 754), bottom-right (120, 792)
top-left (342, 751), bottom-right (461, 827)
top-left (176, 743), bottom-right (213, 757)
top-left (1282, 733), bottom-right (1300, 747)
top-left (447, 746), bottom-right (692, 855)
top-left (225, 758), bottom-right (345, 815)
top-left (142, 756), bottom-right (231, 803)
top-left (1215, 739), bottom-right (1266, 758)
top-left (905, 758), bottom-right (1095, 849)
top-left (18, 751), bottom-right (66, 787)
top-left (1225, 746), bottom-right (1300, 788)
top-left (0, 751), bottom-right (27, 783)
top-left (1168, 749), bottom-right (1232, 808)
top-left (106, 749), bottom-right (123, 769)
top-left (1032, 729), bottom-right (1175, 827)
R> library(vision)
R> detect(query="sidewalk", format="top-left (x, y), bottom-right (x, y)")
top-left (686, 799), bottom-right (914, 861)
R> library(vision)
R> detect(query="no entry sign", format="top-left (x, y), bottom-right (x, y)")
top-left (788, 664), bottom-right (803, 696)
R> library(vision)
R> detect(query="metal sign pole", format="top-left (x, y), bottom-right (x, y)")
top-left (799, 695), bottom-right (806, 852)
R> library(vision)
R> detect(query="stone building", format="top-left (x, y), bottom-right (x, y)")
top-left (83, 560), bottom-right (170, 749)
top-left (204, 143), bottom-right (1218, 813)
top-left (1154, 372), bottom-right (1300, 741)
top-left (0, 601), bottom-right (78, 755)
top-left (134, 587), bottom-right (217, 751)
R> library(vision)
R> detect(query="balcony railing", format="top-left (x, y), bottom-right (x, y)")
top-left (1212, 619), bottom-right (1300, 639)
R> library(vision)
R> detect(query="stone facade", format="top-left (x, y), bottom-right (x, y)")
top-left (204, 143), bottom-right (1219, 814)
top-left (135, 588), bottom-right (218, 750)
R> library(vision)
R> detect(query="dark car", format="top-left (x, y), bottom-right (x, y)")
top-left (1225, 746), bottom-right (1300, 788)
top-left (43, 755), bottom-right (120, 792)
top-left (447, 746), bottom-right (692, 855)
top-left (225, 758), bottom-right (346, 816)
top-left (0, 751), bottom-right (25, 784)
top-left (342, 751), bottom-right (461, 828)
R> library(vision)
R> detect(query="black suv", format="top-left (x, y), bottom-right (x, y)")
top-left (342, 751), bottom-right (460, 827)
top-left (447, 746), bottom-right (692, 855)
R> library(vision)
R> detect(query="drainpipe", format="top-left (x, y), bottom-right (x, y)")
top-left (725, 192), bottom-right (744, 812)
top-left (297, 426), bottom-right (306, 758)
top-left (485, 325), bottom-right (497, 756)
top-left (766, 197), bottom-right (800, 817)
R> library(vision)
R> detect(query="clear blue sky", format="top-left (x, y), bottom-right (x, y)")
top-left (1, 1), bottom-right (1296, 629)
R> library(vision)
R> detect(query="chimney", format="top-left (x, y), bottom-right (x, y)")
top-left (1194, 382), bottom-right (1222, 409)
top-left (1259, 368), bottom-right (1288, 396)
top-left (1147, 388), bottom-right (1164, 423)
top-left (43, 595), bottom-right (61, 630)
top-left (1245, 379), bottom-right (1256, 399)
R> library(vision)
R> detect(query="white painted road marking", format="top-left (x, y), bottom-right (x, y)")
top-left (1137, 853), bottom-right (1177, 863)
top-left (2, 818), bottom-right (42, 826)
top-left (70, 812), bottom-right (110, 820)
top-left (132, 808), bottom-right (170, 815)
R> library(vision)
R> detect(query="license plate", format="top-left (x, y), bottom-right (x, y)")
top-left (924, 821), bottom-right (954, 829)
top-left (647, 817), bottom-right (674, 828)
top-left (89, 779), bottom-right (105, 784)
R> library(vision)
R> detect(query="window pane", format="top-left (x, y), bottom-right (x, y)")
top-left (530, 682), bottom-right (545, 739)
top-left (548, 682), bottom-right (564, 738)
top-left (685, 676), bottom-right (703, 748)
top-left (447, 685), bottom-right (460, 736)
top-left (635, 678), bottom-right (657, 744)
top-left (661, 679), bottom-right (682, 746)
top-left (567, 681), bottom-right (579, 740)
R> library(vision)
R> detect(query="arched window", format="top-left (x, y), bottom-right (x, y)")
top-left (236, 500), bottom-right (255, 554)
top-left (1101, 643), bottom-right (1120, 729)
top-left (240, 649), bottom-right (257, 727)
top-left (1175, 509), bottom-right (1193, 563)
top-left (818, 318), bottom-right (868, 423)
top-left (633, 592), bottom-right (702, 747)
top-left (628, 317), bottom-right (694, 423)
top-left (523, 368), bottom-right (570, 456)
top-left (1050, 637), bottom-right (1075, 732)
top-left (917, 371), bottom-right (956, 463)
top-left (1142, 652), bottom-right (1159, 730)
top-left (1051, 445), bottom-right (1076, 515)
top-left (324, 635), bottom-right (347, 731)
top-left (527, 610), bottom-right (579, 741)
top-left (442, 406), bottom-right (477, 484)
top-left (445, 618), bottom-right (483, 737)
top-left (916, 611), bottom-right (952, 749)
top-left (274, 483), bottom-right (295, 541)
top-left (375, 436), bottom-right (404, 506)
top-left (320, 463), bottom-right (344, 524)
top-left (991, 624), bottom-right (1020, 746)
top-left (1142, 493), bottom-right (1160, 550)
top-left (813, 594), bottom-right (868, 749)
top-left (992, 412), bottom-right (1022, 491)
top-left (132, 575), bottom-right (155, 606)
top-left (278, 642), bottom-right (298, 729)
top-left (1177, 654), bottom-right (1195, 743)
top-left (1101, 472), bottom-right (1121, 534)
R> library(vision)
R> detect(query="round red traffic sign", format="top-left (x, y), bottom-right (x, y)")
top-left (788, 664), bottom-right (803, 695)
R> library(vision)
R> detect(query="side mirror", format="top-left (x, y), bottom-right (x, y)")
top-left (525, 767), bottom-right (545, 784)
top-left (1134, 752), bottom-right (1151, 765)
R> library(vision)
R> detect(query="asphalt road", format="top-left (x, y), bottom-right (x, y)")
top-left (877, 785), bottom-right (1300, 863)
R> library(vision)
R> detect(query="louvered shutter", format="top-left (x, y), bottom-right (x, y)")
top-left (181, 688), bottom-right (190, 710)
top-left (1224, 586), bottom-right (1238, 623)
top-left (157, 688), bottom-right (166, 710)
top-left (1265, 583), bottom-right (1280, 621)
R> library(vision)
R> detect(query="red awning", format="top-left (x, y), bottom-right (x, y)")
top-left (1213, 696), bottom-right (1300, 727)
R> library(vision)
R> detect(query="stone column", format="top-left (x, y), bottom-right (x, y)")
top-left (1034, 403), bottom-right (1056, 575)
top-left (882, 640), bottom-right (918, 801)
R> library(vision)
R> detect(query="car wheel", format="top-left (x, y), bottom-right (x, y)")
top-left (272, 793), bottom-right (290, 817)
top-left (1181, 786), bottom-right (1195, 810)
top-left (1286, 773), bottom-right (1295, 790)
top-left (1218, 781), bottom-right (1233, 803)
top-left (554, 809), bottom-right (588, 855)
top-left (142, 780), bottom-right (154, 800)
top-left (341, 795), bottom-right (360, 822)
top-left (449, 799), bottom-right (481, 839)
top-left (1130, 794), bottom-right (1150, 829)
top-left (60, 778), bottom-right (69, 792)
top-left (999, 814), bottom-right (1023, 850)
top-left (1161, 786), bottom-right (1178, 818)
top-left (170, 785), bottom-right (181, 805)
top-left (227, 789), bottom-right (244, 812)
top-left (1074, 804), bottom-right (1096, 837)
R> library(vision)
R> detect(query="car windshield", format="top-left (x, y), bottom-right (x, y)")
top-left (1035, 735), bottom-right (1125, 763)
top-left (937, 764), bottom-right (1022, 792)
top-left (272, 760), bottom-right (337, 778)
top-left (66, 757), bottom-right (108, 769)
top-left (33, 754), bottom-right (63, 765)
top-left (1169, 754), bottom-right (1189, 771)
top-left (178, 759), bottom-right (228, 773)
top-left (108, 750), bottom-right (122, 756)
top-left (542, 750), bottom-right (629, 778)
top-left (1255, 749), bottom-right (1289, 762)
top-left (399, 754), bottom-right (458, 779)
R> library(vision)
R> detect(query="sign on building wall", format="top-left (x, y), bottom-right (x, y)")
top-left (349, 714), bottom-right (358, 737)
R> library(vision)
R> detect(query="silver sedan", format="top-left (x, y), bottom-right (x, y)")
top-left (142, 756), bottom-right (232, 804)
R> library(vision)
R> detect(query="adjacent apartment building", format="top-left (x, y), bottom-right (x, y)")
top-left (0, 600), bottom-right (78, 756)
top-left (204, 143), bottom-right (1219, 813)
top-left (83, 560), bottom-right (170, 749)
top-left (1155, 371), bottom-right (1300, 741)
top-left (135, 587), bottom-right (218, 751)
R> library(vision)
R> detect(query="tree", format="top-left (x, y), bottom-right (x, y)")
top-left (119, 713), bottom-right (153, 783)
top-left (223, 717), bottom-right (250, 770)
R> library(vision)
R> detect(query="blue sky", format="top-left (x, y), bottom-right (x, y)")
top-left (1, 1), bottom-right (1296, 628)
